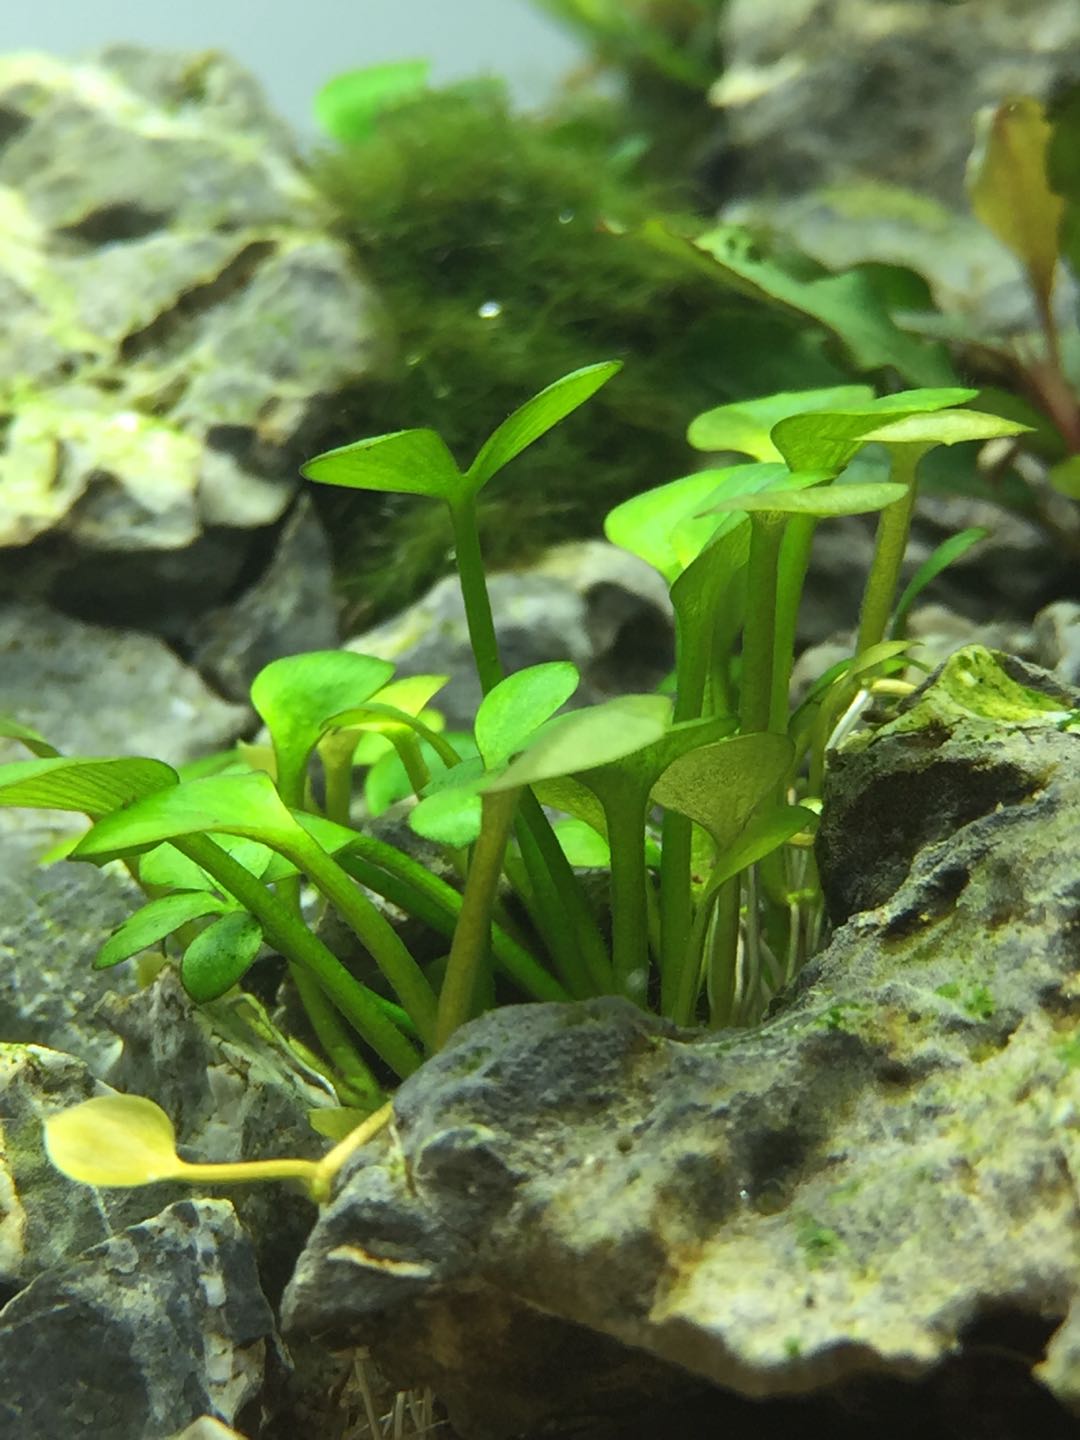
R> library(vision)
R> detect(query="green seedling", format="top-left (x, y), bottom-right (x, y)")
top-left (0, 367), bottom-right (1027, 1202)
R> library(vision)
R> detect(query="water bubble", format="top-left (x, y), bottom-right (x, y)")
top-left (477, 300), bottom-right (503, 319)
top-left (558, 209), bottom-right (575, 224)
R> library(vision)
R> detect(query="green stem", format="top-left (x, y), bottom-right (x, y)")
top-left (740, 514), bottom-right (785, 734)
top-left (593, 781), bottom-right (651, 1005)
top-left (287, 833), bottom-right (439, 1051)
top-left (287, 964), bottom-right (385, 1109)
top-left (707, 880), bottom-right (741, 1029)
top-left (389, 732), bottom-right (431, 798)
top-left (173, 835), bottom-right (421, 1079)
top-left (449, 495), bottom-right (503, 694)
top-left (436, 788), bottom-right (519, 1047)
top-left (856, 445), bottom-right (924, 653)
top-left (770, 516), bottom-right (816, 732)
top-left (335, 848), bottom-right (570, 1003)
top-left (321, 738), bottom-right (356, 827)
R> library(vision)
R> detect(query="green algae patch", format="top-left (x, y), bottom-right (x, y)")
top-left (880, 646), bottom-right (1080, 736)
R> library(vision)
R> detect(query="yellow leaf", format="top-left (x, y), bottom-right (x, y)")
top-left (967, 97), bottom-right (1064, 307)
top-left (44, 1095), bottom-right (183, 1187)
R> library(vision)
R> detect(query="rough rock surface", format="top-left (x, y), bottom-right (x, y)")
top-left (0, 1198), bottom-right (274, 1440)
top-left (712, 0), bottom-right (1080, 206)
top-left (283, 647), bottom-right (1080, 1438)
top-left (0, 46), bottom-right (381, 632)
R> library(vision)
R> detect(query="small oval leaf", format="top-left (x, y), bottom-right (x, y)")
top-left (44, 1095), bottom-right (183, 1188)
top-left (95, 892), bottom-right (228, 971)
top-left (474, 662), bottom-right (580, 769)
top-left (181, 912), bottom-right (265, 1003)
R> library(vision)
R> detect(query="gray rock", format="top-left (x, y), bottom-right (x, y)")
top-left (0, 1044), bottom-right (171, 1288)
top-left (0, 1198), bottom-right (274, 1440)
top-left (0, 599), bottom-right (249, 762)
top-left (283, 647), bottom-right (1080, 1437)
top-left (1034, 600), bottom-right (1080, 688)
top-left (189, 495), bottom-right (339, 703)
top-left (0, 47), bottom-right (382, 632)
top-left (712, 0), bottom-right (1080, 207)
top-left (346, 540), bottom-right (674, 729)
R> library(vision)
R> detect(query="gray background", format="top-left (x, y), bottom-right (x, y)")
top-left (0, 1), bottom-right (584, 133)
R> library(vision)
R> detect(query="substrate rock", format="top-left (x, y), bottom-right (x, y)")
top-left (283, 647), bottom-right (1080, 1437)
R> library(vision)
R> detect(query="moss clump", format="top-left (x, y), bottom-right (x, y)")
top-left (309, 81), bottom-right (847, 624)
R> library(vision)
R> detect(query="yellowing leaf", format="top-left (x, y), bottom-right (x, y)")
top-left (44, 1095), bottom-right (183, 1187)
top-left (967, 97), bottom-right (1064, 306)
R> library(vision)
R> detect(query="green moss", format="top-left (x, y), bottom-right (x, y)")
top-left (794, 1213), bottom-right (844, 1268)
top-left (308, 81), bottom-right (848, 623)
top-left (934, 981), bottom-right (996, 1020)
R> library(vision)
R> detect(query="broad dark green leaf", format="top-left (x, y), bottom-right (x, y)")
top-left (473, 662), bottom-right (580, 768)
top-left (313, 59), bottom-right (429, 143)
top-left (0, 756), bottom-right (177, 816)
top-left (687, 386), bottom-right (874, 461)
top-left (466, 362), bottom-right (621, 492)
top-left (94, 892), bottom-right (228, 970)
top-left (643, 220), bottom-right (955, 386)
top-left (409, 785), bottom-right (484, 848)
top-left (181, 912), bottom-right (265, 1003)
top-left (705, 803), bottom-right (817, 897)
top-left (302, 428), bottom-right (462, 502)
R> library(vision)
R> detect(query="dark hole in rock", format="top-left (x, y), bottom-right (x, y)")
top-left (56, 202), bottom-right (166, 245)
top-left (0, 105), bottom-right (29, 148)
top-left (882, 863), bottom-right (971, 941)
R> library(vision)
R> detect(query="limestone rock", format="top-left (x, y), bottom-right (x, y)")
top-left (0, 1198), bottom-right (274, 1440)
top-left (283, 647), bottom-right (1080, 1438)
top-left (0, 46), bottom-right (382, 631)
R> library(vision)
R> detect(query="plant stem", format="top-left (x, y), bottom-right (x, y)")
top-left (174, 835), bottom-right (420, 1080)
top-left (287, 833), bottom-right (440, 1051)
top-left (286, 964), bottom-right (384, 1108)
top-left (449, 495), bottom-right (504, 694)
top-left (436, 788), bottom-right (518, 1047)
top-left (740, 514), bottom-right (786, 734)
top-left (596, 781), bottom-right (651, 1004)
top-left (516, 790), bottom-right (613, 996)
top-left (856, 445), bottom-right (924, 653)
top-left (707, 881), bottom-right (742, 1028)
top-left (770, 516), bottom-right (816, 732)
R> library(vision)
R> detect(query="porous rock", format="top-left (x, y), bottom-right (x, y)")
top-left (0, 46), bottom-right (381, 632)
top-left (0, 1198), bottom-right (274, 1440)
top-left (283, 646), bottom-right (1080, 1438)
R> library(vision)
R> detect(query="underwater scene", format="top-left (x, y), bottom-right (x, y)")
top-left (2, 1), bottom-right (1080, 1435)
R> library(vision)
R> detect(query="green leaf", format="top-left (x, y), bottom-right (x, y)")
top-left (1049, 455), bottom-right (1080, 499)
top-left (703, 482), bottom-right (907, 517)
top-left (302, 428), bottom-right (463, 502)
top-left (365, 732), bottom-right (477, 817)
top-left (771, 389), bottom-right (979, 473)
top-left (181, 912), bottom-right (265, 1003)
top-left (313, 59), bottom-right (429, 144)
top-left (484, 694), bottom-right (674, 790)
top-left (551, 817), bottom-right (611, 868)
top-left (0, 756), bottom-right (177, 816)
top-left (706, 804), bottom-right (817, 897)
top-left (327, 675), bottom-right (448, 742)
top-left (250, 651), bottom-right (395, 801)
top-left (409, 784), bottom-right (484, 848)
top-left (967, 96), bottom-right (1064, 306)
top-left (605, 462), bottom-right (788, 583)
top-left (891, 527), bottom-right (989, 633)
top-left (0, 715), bottom-right (59, 758)
top-left (94, 892), bottom-right (228, 970)
top-left (859, 411), bottom-right (1032, 448)
top-left (651, 732), bottom-right (794, 851)
top-left (644, 220), bottom-right (955, 386)
top-left (687, 386), bottom-right (874, 461)
top-left (466, 362), bottom-right (621, 492)
top-left (44, 1095), bottom-right (184, 1187)
top-left (137, 837), bottom-right (272, 890)
top-left (473, 662), bottom-right (580, 768)
top-left (530, 775), bottom-right (609, 838)
top-left (70, 773), bottom-right (303, 861)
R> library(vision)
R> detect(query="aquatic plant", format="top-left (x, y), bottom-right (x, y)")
top-left (3, 362), bottom-right (1027, 1194)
